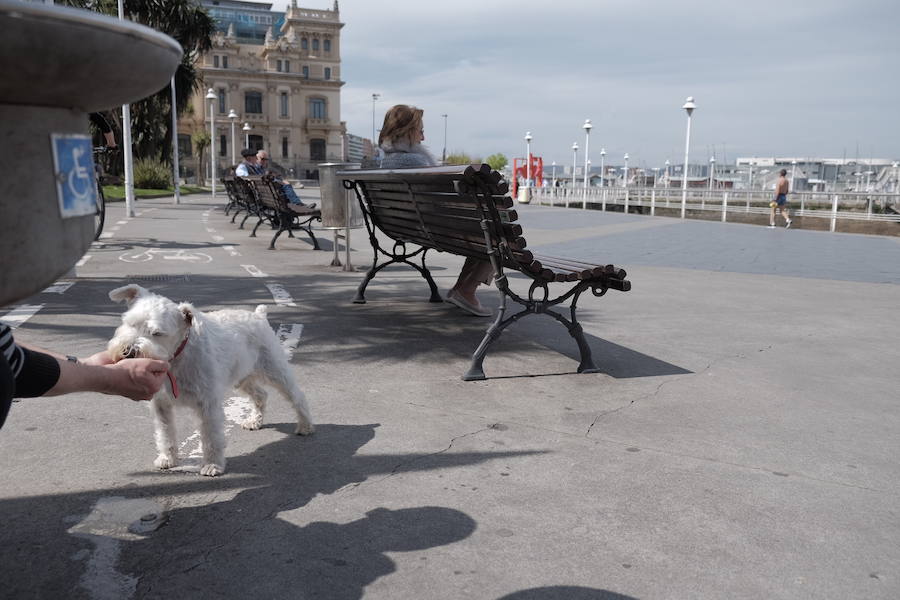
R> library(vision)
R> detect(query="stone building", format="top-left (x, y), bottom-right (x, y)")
top-left (179, 0), bottom-right (345, 181)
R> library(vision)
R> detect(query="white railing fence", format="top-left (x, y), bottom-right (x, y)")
top-left (531, 187), bottom-right (900, 232)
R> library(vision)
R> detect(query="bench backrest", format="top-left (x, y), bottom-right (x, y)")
top-left (243, 175), bottom-right (286, 212)
top-left (340, 164), bottom-right (533, 268)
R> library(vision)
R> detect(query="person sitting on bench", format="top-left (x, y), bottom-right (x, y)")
top-left (235, 148), bottom-right (264, 176)
top-left (378, 104), bottom-right (493, 317)
top-left (257, 150), bottom-right (315, 210)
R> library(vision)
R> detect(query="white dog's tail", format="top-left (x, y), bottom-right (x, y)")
top-left (254, 305), bottom-right (268, 319)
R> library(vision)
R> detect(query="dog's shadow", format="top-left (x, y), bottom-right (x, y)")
top-left (112, 423), bottom-right (540, 598)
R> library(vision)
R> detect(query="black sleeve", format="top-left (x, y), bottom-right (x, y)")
top-left (13, 348), bottom-right (60, 398)
top-left (89, 112), bottom-right (113, 134)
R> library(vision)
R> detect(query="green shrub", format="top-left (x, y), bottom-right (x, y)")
top-left (133, 158), bottom-right (171, 189)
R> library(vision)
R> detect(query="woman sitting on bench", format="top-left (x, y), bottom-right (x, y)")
top-left (378, 104), bottom-right (494, 317)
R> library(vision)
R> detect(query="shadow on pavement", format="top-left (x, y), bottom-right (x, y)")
top-left (0, 423), bottom-right (542, 598)
top-left (14, 270), bottom-right (689, 381)
top-left (498, 586), bottom-right (639, 599)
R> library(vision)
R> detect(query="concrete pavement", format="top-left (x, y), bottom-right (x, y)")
top-left (1, 195), bottom-right (898, 599)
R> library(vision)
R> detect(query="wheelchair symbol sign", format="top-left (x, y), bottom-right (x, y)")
top-left (51, 133), bottom-right (98, 218)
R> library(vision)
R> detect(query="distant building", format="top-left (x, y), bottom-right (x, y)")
top-left (344, 133), bottom-right (373, 163)
top-left (737, 157), bottom-right (899, 192)
top-left (178, 0), bottom-right (345, 182)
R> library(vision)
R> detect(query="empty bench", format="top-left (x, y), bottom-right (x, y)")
top-left (339, 163), bottom-right (632, 380)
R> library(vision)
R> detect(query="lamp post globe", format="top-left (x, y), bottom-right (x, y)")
top-left (680, 96), bottom-right (696, 218)
top-left (205, 88), bottom-right (217, 199)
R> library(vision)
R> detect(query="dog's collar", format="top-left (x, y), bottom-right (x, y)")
top-left (167, 331), bottom-right (190, 399)
top-left (172, 331), bottom-right (189, 360)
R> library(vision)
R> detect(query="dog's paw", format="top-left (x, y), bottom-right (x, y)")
top-left (295, 422), bottom-right (315, 436)
top-left (200, 463), bottom-right (225, 477)
top-left (241, 415), bottom-right (263, 430)
top-left (154, 455), bottom-right (177, 470)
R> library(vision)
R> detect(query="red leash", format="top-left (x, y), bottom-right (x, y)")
top-left (167, 332), bottom-right (189, 398)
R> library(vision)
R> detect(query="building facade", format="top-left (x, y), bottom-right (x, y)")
top-left (179, 0), bottom-right (345, 181)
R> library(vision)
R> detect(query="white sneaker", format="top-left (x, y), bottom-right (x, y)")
top-left (785, 219), bottom-right (792, 229)
top-left (767, 224), bottom-right (776, 229)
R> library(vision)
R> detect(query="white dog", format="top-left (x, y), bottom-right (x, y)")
top-left (107, 284), bottom-right (314, 476)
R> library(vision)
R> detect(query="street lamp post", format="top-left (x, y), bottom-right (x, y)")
top-left (524, 131), bottom-right (532, 189)
top-left (441, 113), bottom-right (448, 164)
top-left (708, 156), bottom-right (716, 191)
top-left (791, 160), bottom-right (798, 192)
top-left (748, 161), bottom-right (754, 190)
top-left (227, 109), bottom-right (238, 165)
top-left (242, 122), bottom-right (251, 148)
top-left (681, 96), bottom-right (696, 219)
top-left (582, 119), bottom-right (592, 201)
top-left (864, 170), bottom-right (874, 191)
top-left (664, 159), bottom-right (670, 188)
top-left (652, 167), bottom-right (660, 187)
top-left (551, 161), bottom-right (556, 186)
top-left (623, 153), bottom-right (629, 188)
top-left (205, 88), bottom-right (217, 199)
top-left (371, 93), bottom-right (381, 155)
top-left (599, 148), bottom-right (606, 188)
top-left (571, 142), bottom-right (578, 189)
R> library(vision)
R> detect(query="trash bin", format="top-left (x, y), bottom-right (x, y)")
top-left (318, 162), bottom-right (363, 269)
top-left (0, 2), bottom-right (182, 306)
top-left (318, 162), bottom-right (363, 229)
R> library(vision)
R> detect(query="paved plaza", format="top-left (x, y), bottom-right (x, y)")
top-left (1, 194), bottom-right (898, 599)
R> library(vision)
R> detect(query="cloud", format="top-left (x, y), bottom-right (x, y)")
top-left (272, 0), bottom-right (900, 164)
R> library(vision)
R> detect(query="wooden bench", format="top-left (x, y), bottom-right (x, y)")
top-left (243, 175), bottom-right (322, 250)
top-left (338, 163), bottom-right (632, 380)
top-left (223, 175), bottom-right (264, 229)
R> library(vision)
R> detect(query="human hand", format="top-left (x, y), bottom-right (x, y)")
top-left (83, 351), bottom-right (115, 366)
top-left (105, 358), bottom-right (170, 401)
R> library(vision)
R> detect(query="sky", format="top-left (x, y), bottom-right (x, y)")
top-left (271, 0), bottom-right (898, 169)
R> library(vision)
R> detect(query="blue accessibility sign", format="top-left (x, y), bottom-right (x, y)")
top-left (51, 133), bottom-right (98, 218)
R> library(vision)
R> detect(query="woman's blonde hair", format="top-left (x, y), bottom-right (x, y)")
top-left (378, 104), bottom-right (423, 147)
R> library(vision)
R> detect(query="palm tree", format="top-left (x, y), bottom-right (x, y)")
top-left (62, 0), bottom-right (214, 164)
top-left (192, 130), bottom-right (211, 186)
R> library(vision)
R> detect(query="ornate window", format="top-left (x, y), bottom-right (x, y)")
top-left (177, 134), bottom-right (192, 157)
top-left (245, 91), bottom-right (263, 114)
top-left (280, 92), bottom-right (289, 118)
top-left (222, 55), bottom-right (228, 69)
top-left (324, 39), bottom-right (331, 52)
top-left (248, 134), bottom-right (263, 152)
top-left (213, 55), bottom-right (219, 68)
top-left (282, 136), bottom-right (289, 158)
top-left (302, 65), bottom-right (309, 79)
top-left (310, 138), bottom-right (326, 161)
top-left (312, 39), bottom-right (319, 52)
top-left (284, 60), bottom-right (290, 73)
top-left (217, 88), bottom-right (226, 114)
top-left (219, 134), bottom-right (227, 157)
top-left (309, 98), bottom-right (326, 119)
top-left (324, 67), bottom-right (331, 80)
top-left (301, 37), bottom-right (308, 50)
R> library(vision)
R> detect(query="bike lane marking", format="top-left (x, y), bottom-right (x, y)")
top-left (76, 255), bottom-right (92, 267)
top-left (265, 283), bottom-right (297, 307)
top-left (241, 264), bottom-right (267, 278)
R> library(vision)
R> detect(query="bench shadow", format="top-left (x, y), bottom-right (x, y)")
top-left (10, 271), bottom-right (688, 381)
top-left (0, 422), bottom-right (544, 598)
